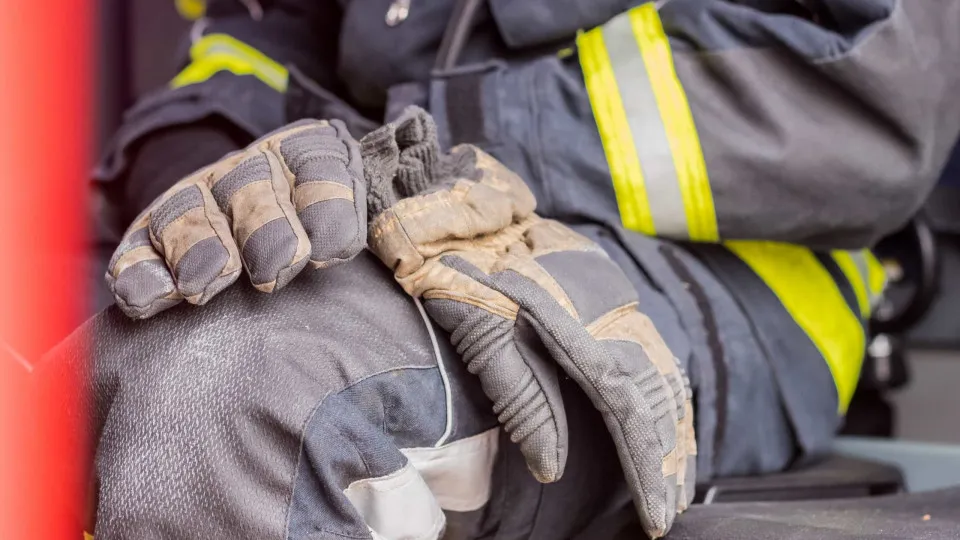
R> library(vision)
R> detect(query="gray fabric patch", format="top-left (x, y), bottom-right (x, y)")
top-left (279, 128), bottom-right (355, 187)
top-left (211, 154), bottom-right (271, 208)
top-left (197, 268), bottom-right (243, 306)
top-left (241, 217), bottom-right (298, 286)
top-left (287, 367), bottom-right (450, 539)
top-left (298, 199), bottom-right (364, 263)
top-left (174, 236), bottom-right (230, 297)
top-left (534, 250), bottom-right (637, 326)
top-left (274, 255), bottom-right (310, 291)
top-left (113, 227), bottom-right (153, 258)
top-left (112, 258), bottom-right (176, 310)
top-left (150, 185), bottom-right (205, 236)
top-left (287, 392), bottom-right (409, 539)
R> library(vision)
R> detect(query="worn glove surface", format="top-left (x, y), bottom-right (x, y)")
top-left (363, 109), bottom-right (696, 538)
top-left (106, 119), bottom-right (366, 318)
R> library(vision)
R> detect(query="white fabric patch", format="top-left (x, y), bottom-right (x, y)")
top-left (402, 427), bottom-right (500, 512)
top-left (343, 462), bottom-right (446, 540)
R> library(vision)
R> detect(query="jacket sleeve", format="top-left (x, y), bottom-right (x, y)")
top-left (95, 0), bottom-right (383, 237)
top-left (576, 0), bottom-right (960, 249)
top-left (95, 0), bottom-right (375, 195)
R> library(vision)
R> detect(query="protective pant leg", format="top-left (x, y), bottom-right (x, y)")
top-left (70, 252), bottom-right (645, 539)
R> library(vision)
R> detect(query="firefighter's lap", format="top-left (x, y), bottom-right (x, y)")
top-left (65, 0), bottom-right (960, 538)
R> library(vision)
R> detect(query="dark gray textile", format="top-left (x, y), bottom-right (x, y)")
top-left (98, 0), bottom-right (960, 251)
top-left (53, 252), bottom-right (687, 539)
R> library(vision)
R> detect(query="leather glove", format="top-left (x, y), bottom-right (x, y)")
top-left (363, 109), bottom-right (696, 538)
top-left (106, 119), bottom-right (366, 318)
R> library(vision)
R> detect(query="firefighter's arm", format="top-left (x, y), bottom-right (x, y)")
top-left (578, 0), bottom-right (960, 249)
top-left (97, 0), bottom-right (375, 224)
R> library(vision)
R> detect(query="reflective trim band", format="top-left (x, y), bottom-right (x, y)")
top-left (831, 249), bottom-right (887, 317)
top-left (171, 34), bottom-right (288, 92)
top-left (578, 27), bottom-right (656, 235)
top-left (343, 462), bottom-right (446, 539)
top-left (402, 427), bottom-right (500, 512)
top-left (578, 3), bottom-right (718, 241)
top-left (865, 251), bottom-right (888, 308)
top-left (175, 0), bottom-right (206, 20)
top-left (84, 533), bottom-right (94, 540)
top-left (832, 250), bottom-right (870, 318)
top-left (727, 241), bottom-right (865, 413)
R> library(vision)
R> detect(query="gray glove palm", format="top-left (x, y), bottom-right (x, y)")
top-left (364, 110), bottom-right (696, 538)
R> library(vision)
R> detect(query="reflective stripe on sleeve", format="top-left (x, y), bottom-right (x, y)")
top-left (171, 33), bottom-right (288, 92)
top-left (727, 241), bottom-right (865, 413)
top-left (577, 3), bottom-right (718, 241)
top-left (831, 249), bottom-right (888, 317)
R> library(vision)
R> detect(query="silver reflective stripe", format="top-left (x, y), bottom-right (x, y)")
top-left (343, 462), bottom-right (446, 540)
top-left (201, 42), bottom-right (287, 91)
top-left (851, 250), bottom-right (884, 310)
top-left (602, 13), bottom-right (689, 237)
top-left (850, 251), bottom-right (870, 298)
top-left (402, 427), bottom-right (500, 512)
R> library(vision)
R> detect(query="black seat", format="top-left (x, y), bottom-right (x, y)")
top-left (669, 487), bottom-right (960, 539)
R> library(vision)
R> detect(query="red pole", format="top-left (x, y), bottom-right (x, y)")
top-left (0, 2), bottom-right (93, 538)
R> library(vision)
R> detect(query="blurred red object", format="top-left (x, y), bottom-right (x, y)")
top-left (0, 1), bottom-right (93, 538)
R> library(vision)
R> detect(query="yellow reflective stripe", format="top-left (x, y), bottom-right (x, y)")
top-left (84, 533), bottom-right (94, 540)
top-left (577, 28), bottom-right (656, 235)
top-left (629, 5), bottom-right (718, 242)
top-left (175, 0), bottom-right (206, 20)
top-left (865, 251), bottom-right (888, 302)
top-left (727, 241), bottom-right (865, 413)
top-left (171, 34), bottom-right (288, 92)
top-left (832, 249), bottom-right (888, 316)
top-left (831, 250), bottom-right (871, 318)
top-left (578, 5), bottom-right (717, 241)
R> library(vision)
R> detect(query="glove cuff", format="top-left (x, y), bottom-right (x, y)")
top-left (361, 106), bottom-right (441, 219)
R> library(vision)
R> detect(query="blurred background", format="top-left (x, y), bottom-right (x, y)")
top-left (97, 1), bottom-right (960, 445)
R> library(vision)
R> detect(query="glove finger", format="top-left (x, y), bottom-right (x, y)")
top-left (466, 261), bottom-right (683, 537)
top-left (209, 148), bottom-right (311, 292)
top-left (149, 183), bottom-right (242, 304)
top-left (591, 322), bottom-right (683, 537)
top-left (275, 119), bottom-right (366, 269)
top-left (624, 312), bottom-right (694, 514)
top-left (680, 368), bottom-right (697, 510)
top-left (423, 255), bottom-right (570, 483)
top-left (106, 216), bottom-right (182, 319)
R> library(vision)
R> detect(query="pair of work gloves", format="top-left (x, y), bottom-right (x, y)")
top-left (106, 108), bottom-right (696, 538)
